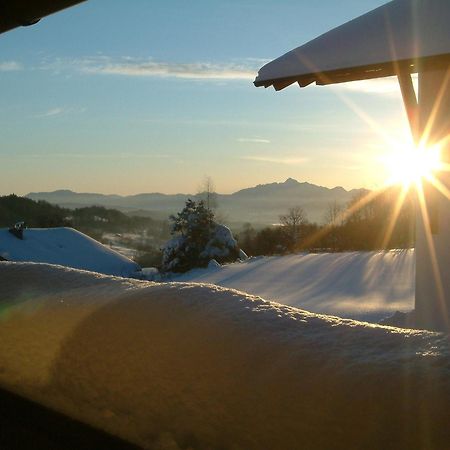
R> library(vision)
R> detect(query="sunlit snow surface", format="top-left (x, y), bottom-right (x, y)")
top-left (1, 261), bottom-right (449, 450)
top-left (172, 250), bottom-right (415, 322)
top-left (0, 227), bottom-right (141, 277)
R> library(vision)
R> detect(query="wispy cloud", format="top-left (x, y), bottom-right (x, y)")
top-left (44, 56), bottom-right (261, 81)
top-left (34, 106), bottom-right (86, 118)
top-left (9, 152), bottom-right (174, 160)
top-left (237, 137), bottom-right (271, 144)
top-left (83, 58), bottom-right (256, 80)
top-left (0, 61), bottom-right (22, 72)
top-left (241, 155), bottom-right (308, 165)
top-left (35, 107), bottom-right (64, 118)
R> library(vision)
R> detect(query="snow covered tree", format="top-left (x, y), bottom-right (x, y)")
top-left (162, 199), bottom-right (240, 273)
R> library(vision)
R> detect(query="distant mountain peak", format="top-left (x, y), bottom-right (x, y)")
top-left (284, 178), bottom-right (299, 185)
top-left (24, 180), bottom-right (366, 224)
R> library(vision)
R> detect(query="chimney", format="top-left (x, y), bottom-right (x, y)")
top-left (9, 221), bottom-right (26, 240)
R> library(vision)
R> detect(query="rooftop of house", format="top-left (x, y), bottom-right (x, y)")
top-left (0, 227), bottom-right (141, 278)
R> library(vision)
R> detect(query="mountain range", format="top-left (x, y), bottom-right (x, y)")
top-left (26, 178), bottom-right (366, 226)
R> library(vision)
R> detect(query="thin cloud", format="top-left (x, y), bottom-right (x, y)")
top-left (35, 107), bottom-right (64, 118)
top-left (34, 106), bottom-right (86, 118)
top-left (241, 155), bottom-right (308, 165)
top-left (12, 152), bottom-right (174, 160)
top-left (237, 137), bottom-right (271, 144)
top-left (0, 61), bottom-right (22, 71)
top-left (46, 56), bottom-right (259, 81)
top-left (83, 59), bottom-right (255, 80)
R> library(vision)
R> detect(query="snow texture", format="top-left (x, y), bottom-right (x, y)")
top-left (199, 224), bottom-right (237, 260)
top-left (173, 250), bottom-right (415, 322)
top-left (161, 235), bottom-right (184, 271)
top-left (0, 261), bottom-right (449, 450)
top-left (0, 227), bottom-right (141, 278)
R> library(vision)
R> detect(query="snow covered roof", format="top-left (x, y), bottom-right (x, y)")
top-left (0, 0), bottom-right (86, 34)
top-left (254, 0), bottom-right (450, 90)
top-left (0, 227), bottom-right (140, 277)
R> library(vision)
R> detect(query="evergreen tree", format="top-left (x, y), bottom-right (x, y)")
top-left (162, 199), bottom-right (239, 273)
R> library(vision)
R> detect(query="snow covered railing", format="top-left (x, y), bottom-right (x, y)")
top-left (0, 262), bottom-right (449, 449)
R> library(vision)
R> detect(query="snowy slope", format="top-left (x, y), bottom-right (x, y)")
top-left (0, 227), bottom-right (141, 277)
top-left (0, 262), bottom-right (449, 450)
top-left (172, 250), bottom-right (415, 322)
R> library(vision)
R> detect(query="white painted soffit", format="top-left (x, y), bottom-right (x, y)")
top-left (254, 0), bottom-right (450, 91)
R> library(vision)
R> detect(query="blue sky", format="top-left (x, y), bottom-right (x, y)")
top-left (0, 0), bottom-right (412, 195)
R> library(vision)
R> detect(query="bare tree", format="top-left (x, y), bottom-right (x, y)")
top-left (279, 206), bottom-right (307, 248)
top-left (324, 201), bottom-right (344, 227)
top-left (197, 176), bottom-right (218, 212)
top-left (324, 201), bottom-right (344, 251)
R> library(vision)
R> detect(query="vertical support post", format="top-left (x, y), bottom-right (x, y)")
top-left (415, 65), bottom-right (450, 331)
top-left (397, 70), bottom-right (419, 143)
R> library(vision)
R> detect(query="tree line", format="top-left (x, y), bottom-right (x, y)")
top-left (0, 194), bottom-right (167, 239)
top-left (237, 186), bottom-right (415, 255)
top-left (1, 186), bottom-right (416, 271)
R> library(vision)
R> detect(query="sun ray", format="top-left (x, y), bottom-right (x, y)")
top-left (380, 186), bottom-right (410, 249)
top-left (300, 187), bottom-right (387, 250)
top-left (329, 86), bottom-right (399, 149)
top-left (297, 54), bottom-right (403, 153)
top-left (426, 175), bottom-right (450, 201)
top-left (415, 179), bottom-right (448, 325)
top-left (418, 70), bottom-right (450, 151)
top-left (383, 141), bottom-right (442, 189)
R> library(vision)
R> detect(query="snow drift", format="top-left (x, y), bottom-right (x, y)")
top-left (0, 262), bottom-right (449, 450)
top-left (173, 250), bottom-right (415, 322)
top-left (0, 227), bottom-right (141, 277)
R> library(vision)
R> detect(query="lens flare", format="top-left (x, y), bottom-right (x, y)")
top-left (383, 143), bottom-right (442, 188)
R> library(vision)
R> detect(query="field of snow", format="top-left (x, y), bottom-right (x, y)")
top-left (1, 261), bottom-right (449, 450)
top-left (172, 250), bottom-right (415, 323)
top-left (0, 227), bottom-right (141, 278)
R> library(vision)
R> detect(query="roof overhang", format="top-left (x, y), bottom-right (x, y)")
top-left (254, 0), bottom-right (450, 91)
top-left (0, 0), bottom-right (86, 34)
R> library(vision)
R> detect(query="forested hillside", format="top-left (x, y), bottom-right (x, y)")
top-left (0, 195), bottom-right (164, 237)
top-left (0, 195), bottom-right (68, 228)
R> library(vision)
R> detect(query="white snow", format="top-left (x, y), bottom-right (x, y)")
top-left (162, 235), bottom-right (184, 271)
top-left (141, 267), bottom-right (162, 281)
top-left (0, 227), bottom-right (141, 278)
top-left (0, 261), bottom-right (449, 450)
top-left (200, 224), bottom-right (237, 260)
top-left (172, 250), bottom-right (415, 322)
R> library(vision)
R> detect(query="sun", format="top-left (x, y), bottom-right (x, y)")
top-left (383, 142), bottom-right (442, 188)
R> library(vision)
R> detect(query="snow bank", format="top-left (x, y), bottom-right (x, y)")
top-left (0, 227), bottom-right (141, 278)
top-left (173, 250), bottom-right (415, 322)
top-left (1, 262), bottom-right (449, 449)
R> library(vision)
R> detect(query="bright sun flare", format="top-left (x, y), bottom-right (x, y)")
top-left (383, 143), bottom-right (442, 188)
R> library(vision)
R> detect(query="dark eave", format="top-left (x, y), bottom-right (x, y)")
top-left (0, 0), bottom-right (86, 34)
